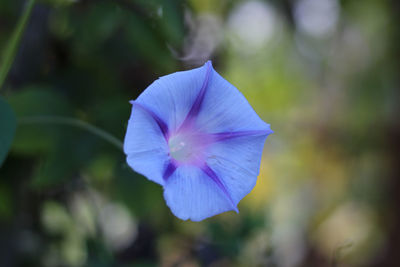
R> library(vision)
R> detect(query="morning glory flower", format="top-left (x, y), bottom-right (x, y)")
top-left (124, 61), bottom-right (272, 221)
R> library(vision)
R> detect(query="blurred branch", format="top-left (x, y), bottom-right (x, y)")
top-left (331, 240), bottom-right (353, 267)
top-left (368, 2), bottom-right (400, 266)
top-left (18, 115), bottom-right (124, 151)
top-left (273, 0), bottom-right (295, 28)
top-left (107, 0), bottom-right (147, 17)
top-left (0, 0), bottom-right (36, 90)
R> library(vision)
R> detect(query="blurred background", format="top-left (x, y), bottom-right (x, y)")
top-left (0, 0), bottom-right (399, 266)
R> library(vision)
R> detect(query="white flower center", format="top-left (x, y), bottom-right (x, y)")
top-left (168, 134), bottom-right (196, 162)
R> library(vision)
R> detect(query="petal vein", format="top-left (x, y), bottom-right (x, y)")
top-left (131, 101), bottom-right (169, 139)
top-left (211, 129), bottom-right (272, 142)
top-left (201, 164), bottom-right (238, 213)
top-left (180, 61), bottom-right (212, 129)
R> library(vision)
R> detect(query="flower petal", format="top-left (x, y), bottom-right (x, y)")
top-left (201, 164), bottom-right (238, 213)
top-left (124, 60), bottom-right (273, 221)
top-left (205, 133), bottom-right (271, 206)
top-left (195, 65), bottom-right (269, 133)
top-left (163, 165), bottom-right (238, 221)
top-left (211, 129), bottom-right (272, 142)
top-left (124, 104), bottom-right (170, 186)
top-left (163, 161), bottom-right (177, 181)
top-left (135, 61), bottom-right (211, 132)
top-left (130, 101), bottom-right (169, 139)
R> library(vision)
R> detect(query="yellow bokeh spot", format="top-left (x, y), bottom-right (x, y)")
top-left (241, 156), bottom-right (275, 211)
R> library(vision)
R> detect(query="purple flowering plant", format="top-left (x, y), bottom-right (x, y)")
top-left (124, 61), bottom-right (272, 221)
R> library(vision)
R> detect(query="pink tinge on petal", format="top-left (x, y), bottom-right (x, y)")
top-left (167, 126), bottom-right (214, 167)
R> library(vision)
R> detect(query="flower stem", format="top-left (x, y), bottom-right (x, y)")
top-left (0, 0), bottom-right (36, 90)
top-left (18, 115), bottom-right (124, 151)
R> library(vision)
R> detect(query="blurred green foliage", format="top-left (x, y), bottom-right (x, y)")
top-left (0, 96), bottom-right (16, 166)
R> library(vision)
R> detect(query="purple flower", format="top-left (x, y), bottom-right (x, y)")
top-left (124, 61), bottom-right (272, 221)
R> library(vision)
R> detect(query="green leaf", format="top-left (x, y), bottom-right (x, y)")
top-left (0, 182), bottom-right (12, 219)
top-left (123, 10), bottom-right (176, 73)
top-left (30, 126), bottom-right (98, 189)
top-left (40, 0), bottom-right (77, 7)
top-left (0, 96), bottom-right (16, 166)
top-left (7, 85), bottom-right (72, 155)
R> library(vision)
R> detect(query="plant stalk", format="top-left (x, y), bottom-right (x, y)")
top-left (18, 115), bottom-right (124, 151)
top-left (0, 0), bottom-right (36, 90)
